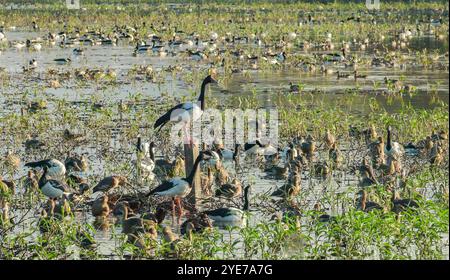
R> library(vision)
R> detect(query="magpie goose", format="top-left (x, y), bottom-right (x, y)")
top-left (385, 126), bottom-right (404, 159)
top-left (38, 166), bottom-right (71, 199)
top-left (25, 159), bottom-right (66, 179)
top-left (204, 185), bottom-right (250, 224)
top-left (153, 75), bottom-right (217, 132)
top-left (146, 151), bottom-right (212, 219)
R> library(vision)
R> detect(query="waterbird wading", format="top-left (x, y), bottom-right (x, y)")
top-left (153, 75), bottom-right (217, 141)
top-left (146, 151), bottom-right (213, 220)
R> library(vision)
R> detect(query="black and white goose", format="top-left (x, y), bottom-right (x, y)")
top-left (25, 159), bottom-right (66, 179)
top-left (153, 75), bottom-right (217, 133)
top-left (385, 126), bottom-right (404, 159)
top-left (54, 58), bottom-right (72, 65)
top-left (136, 137), bottom-right (156, 180)
top-left (216, 144), bottom-right (241, 161)
top-left (38, 166), bottom-right (71, 199)
top-left (204, 185), bottom-right (250, 224)
top-left (243, 140), bottom-right (265, 155)
top-left (146, 151), bottom-right (212, 217)
top-left (243, 140), bottom-right (277, 156)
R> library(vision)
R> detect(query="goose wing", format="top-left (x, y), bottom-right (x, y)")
top-left (25, 159), bottom-right (52, 168)
top-left (146, 178), bottom-right (187, 196)
top-left (46, 179), bottom-right (70, 192)
top-left (153, 103), bottom-right (185, 131)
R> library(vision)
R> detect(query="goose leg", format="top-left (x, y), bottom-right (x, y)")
top-left (182, 123), bottom-right (192, 145)
top-left (171, 197), bottom-right (176, 223)
top-left (175, 197), bottom-right (183, 224)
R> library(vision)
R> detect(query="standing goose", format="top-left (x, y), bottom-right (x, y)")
top-left (38, 166), bottom-right (71, 199)
top-left (25, 159), bottom-right (66, 179)
top-left (146, 151), bottom-right (212, 217)
top-left (385, 126), bottom-right (404, 159)
top-left (135, 137), bottom-right (156, 179)
top-left (153, 75), bottom-right (217, 133)
top-left (204, 185), bottom-right (250, 224)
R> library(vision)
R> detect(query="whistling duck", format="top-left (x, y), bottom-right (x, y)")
top-left (265, 162), bottom-right (290, 180)
top-left (142, 207), bottom-right (167, 225)
top-left (391, 191), bottom-right (419, 214)
top-left (204, 185), bottom-right (250, 224)
top-left (154, 155), bottom-right (185, 178)
top-left (329, 143), bottom-right (343, 167)
top-left (65, 153), bottom-right (88, 173)
top-left (430, 145), bottom-right (444, 166)
top-left (271, 172), bottom-right (301, 200)
top-left (92, 195), bottom-right (110, 217)
top-left (200, 167), bottom-right (214, 197)
top-left (214, 164), bottom-right (230, 186)
top-left (300, 135), bottom-right (316, 159)
top-left (357, 190), bottom-right (383, 212)
top-left (363, 124), bottom-right (378, 143)
top-left (92, 175), bottom-right (130, 193)
top-left (25, 159), bottom-right (66, 179)
top-left (180, 213), bottom-right (212, 235)
top-left (0, 176), bottom-right (15, 196)
top-left (324, 129), bottom-right (335, 148)
top-left (63, 128), bottom-right (84, 141)
top-left (116, 203), bottom-right (156, 236)
top-left (215, 178), bottom-right (242, 199)
top-left (353, 70), bottom-right (367, 81)
top-left (24, 170), bottom-right (39, 193)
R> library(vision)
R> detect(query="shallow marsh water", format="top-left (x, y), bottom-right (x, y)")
top-left (0, 6), bottom-right (449, 259)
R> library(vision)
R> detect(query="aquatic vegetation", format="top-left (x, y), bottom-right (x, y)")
top-left (0, 0), bottom-right (448, 260)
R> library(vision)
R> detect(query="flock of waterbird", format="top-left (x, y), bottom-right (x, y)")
top-left (0, 10), bottom-right (447, 91)
top-left (1, 70), bottom-right (448, 250)
top-left (0, 8), bottom-right (448, 253)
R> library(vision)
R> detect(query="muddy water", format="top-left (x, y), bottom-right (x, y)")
top-left (1, 31), bottom-right (449, 259)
